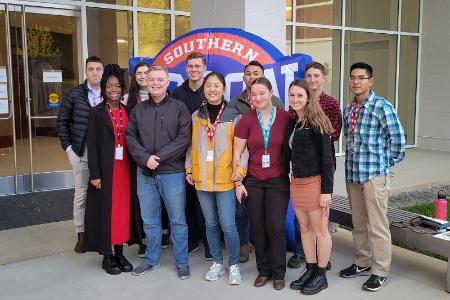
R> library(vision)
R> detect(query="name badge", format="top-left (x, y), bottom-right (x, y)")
top-left (262, 154), bottom-right (270, 168)
top-left (115, 146), bottom-right (123, 160)
top-left (206, 150), bottom-right (214, 162)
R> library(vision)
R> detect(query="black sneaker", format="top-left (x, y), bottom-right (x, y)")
top-left (326, 261), bottom-right (332, 270)
top-left (339, 264), bottom-right (371, 278)
top-left (162, 233), bottom-right (170, 249)
top-left (301, 273), bottom-right (328, 295)
top-left (287, 254), bottom-right (306, 269)
top-left (138, 244), bottom-right (146, 258)
top-left (362, 274), bottom-right (387, 291)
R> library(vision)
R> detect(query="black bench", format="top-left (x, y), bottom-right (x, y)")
top-left (330, 194), bottom-right (450, 292)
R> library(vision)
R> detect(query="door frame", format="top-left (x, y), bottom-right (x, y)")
top-left (0, 3), bottom-right (82, 195)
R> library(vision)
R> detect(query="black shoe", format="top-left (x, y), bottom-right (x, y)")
top-left (339, 264), bottom-right (371, 278)
top-left (102, 254), bottom-right (122, 275)
top-left (326, 261), bottom-right (332, 270)
top-left (301, 273), bottom-right (328, 295)
top-left (188, 242), bottom-right (200, 255)
top-left (114, 245), bottom-right (133, 272)
top-left (290, 266), bottom-right (316, 290)
top-left (138, 244), bottom-right (146, 258)
top-left (362, 274), bottom-right (387, 291)
top-left (204, 245), bottom-right (213, 261)
top-left (162, 233), bottom-right (170, 249)
top-left (287, 254), bottom-right (305, 269)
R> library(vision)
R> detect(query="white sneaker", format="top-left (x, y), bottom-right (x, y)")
top-left (205, 262), bottom-right (226, 281)
top-left (228, 264), bottom-right (242, 285)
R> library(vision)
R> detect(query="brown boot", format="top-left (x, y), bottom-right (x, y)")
top-left (239, 243), bottom-right (254, 263)
top-left (74, 232), bottom-right (86, 253)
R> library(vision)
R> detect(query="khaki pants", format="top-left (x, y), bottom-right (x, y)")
top-left (67, 146), bottom-right (89, 233)
top-left (346, 175), bottom-right (391, 277)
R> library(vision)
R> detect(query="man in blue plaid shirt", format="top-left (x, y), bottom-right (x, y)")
top-left (339, 62), bottom-right (406, 292)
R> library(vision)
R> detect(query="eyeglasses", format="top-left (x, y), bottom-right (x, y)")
top-left (348, 76), bottom-right (371, 83)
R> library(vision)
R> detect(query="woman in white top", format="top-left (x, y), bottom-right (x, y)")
top-left (122, 61), bottom-right (150, 108)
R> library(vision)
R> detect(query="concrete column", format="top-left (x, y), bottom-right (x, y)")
top-left (191, 0), bottom-right (286, 54)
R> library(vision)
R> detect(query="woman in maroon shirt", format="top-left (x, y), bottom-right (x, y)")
top-left (233, 77), bottom-right (291, 290)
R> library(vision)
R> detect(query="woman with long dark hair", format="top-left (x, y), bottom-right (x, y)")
top-left (84, 64), bottom-right (143, 275)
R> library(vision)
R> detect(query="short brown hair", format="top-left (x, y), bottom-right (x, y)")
top-left (149, 65), bottom-right (169, 76)
top-left (186, 52), bottom-right (206, 65)
top-left (305, 61), bottom-right (327, 76)
top-left (85, 56), bottom-right (103, 66)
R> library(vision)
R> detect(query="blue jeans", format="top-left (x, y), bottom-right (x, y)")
top-left (197, 189), bottom-right (240, 266)
top-left (137, 170), bottom-right (188, 268)
top-left (236, 200), bottom-right (250, 245)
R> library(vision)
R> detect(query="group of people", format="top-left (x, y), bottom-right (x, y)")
top-left (57, 52), bottom-right (405, 295)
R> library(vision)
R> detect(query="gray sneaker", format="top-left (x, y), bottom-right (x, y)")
top-left (132, 261), bottom-right (160, 276)
top-left (177, 266), bottom-right (191, 280)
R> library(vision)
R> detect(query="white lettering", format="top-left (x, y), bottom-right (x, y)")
top-left (280, 63), bottom-right (299, 110)
top-left (231, 41), bottom-right (244, 57)
top-left (196, 38), bottom-right (207, 49)
top-left (243, 48), bottom-right (259, 61)
top-left (220, 39), bottom-right (233, 51)
top-left (163, 52), bottom-right (174, 64)
top-left (183, 41), bottom-right (194, 53)
top-left (208, 38), bottom-right (220, 49)
top-left (224, 72), bottom-right (244, 101)
top-left (264, 68), bottom-right (280, 99)
top-left (169, 73), bottom-right (185, 87)
top-left (173, 46), bottom-right (183, 58)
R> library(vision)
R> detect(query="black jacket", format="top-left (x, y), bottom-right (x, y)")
top-left (84, 102), bottom-right (143, 254)
top-left (283, 119), bottom-right (334, 194)
top-left (126, 95), bottom-right (192, 174)
top-left (57, 80), bottom-right (91, 156)
top-left (171, 79), bottom-right (206, 114)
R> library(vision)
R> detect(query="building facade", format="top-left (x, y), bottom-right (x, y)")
top-left (0, 0), bottom-right (446, 196)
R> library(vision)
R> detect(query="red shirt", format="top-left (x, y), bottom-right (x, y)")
top-left (235, 108), bottom-right (291, 180)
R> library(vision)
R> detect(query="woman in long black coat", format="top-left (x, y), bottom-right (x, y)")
top-left (84, 64), bottom-right (144, 275)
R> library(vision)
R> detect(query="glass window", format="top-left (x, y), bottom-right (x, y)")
top-left (286, 25), bottom-right (293, 55)
top-left (398, 36), bottom-right (418, 145)
top-left (175, 0), bottom-right (190, 12)
top-left (296, 0), bottom-right (342, 26)
top-left (401, 0), bottom-right (420, 33)
top-left (87, 8), bottom-right (133, 74)
top-left (175, 16), bottom-right (190, 38)
top-left (137, 0), bottom-right (170, 9)
top-left (344, 32), bottom-right (397, 108)
top-left (346, 0), bottom-right (398, 31)
top-left (295, 27), bottom-right (341, 99)
top-left (87, 0), bottom-right (132, 5)
top-left (286, 0), bottom-right (293, 22)
top-left (138, 12), bottom-right (170, 57)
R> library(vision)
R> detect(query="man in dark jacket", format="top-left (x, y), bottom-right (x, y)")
top-left (172, 52), bottom-right (211, 259)
top-left (57, 56), bottom-right (104, 253)
top-left (127, 65), bottom-right (192, 280)
top-left (228, 60), bottom-right (283, 263)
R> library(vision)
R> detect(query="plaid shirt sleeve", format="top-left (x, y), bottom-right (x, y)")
top-left (381, 103), bottom-right (406, 166)
top-left (320, 93), bottom-right (342, 142)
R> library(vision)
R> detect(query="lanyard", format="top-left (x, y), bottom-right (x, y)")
top-left (350, 99), bottom-right (362, 136)
top-left (91, 90), bottom-right (101, 106)
top-left (256, 106), bottom-right (275, 153)
top-left (205, 102), bottom-right (225, 142)
top-left (106, 103), bottom-right (124, 144)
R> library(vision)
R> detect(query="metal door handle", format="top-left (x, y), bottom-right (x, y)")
top-left (0, 98), bottom-right (13, 119)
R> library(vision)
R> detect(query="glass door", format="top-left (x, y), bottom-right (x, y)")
top-left (0, 4), bottom-right (82, 195)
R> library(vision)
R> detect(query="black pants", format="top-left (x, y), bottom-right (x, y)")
top-left (185, 182), bottom-right (208, 249)
top-left (245, 174), bottom-right (290, 280)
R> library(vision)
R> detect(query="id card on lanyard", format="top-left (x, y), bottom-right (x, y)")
top-left (257, 106), bottom-right (275, 168)
top-left (107, 103), bottom-right (124, 160)
top-left (205, 102), bottom-right (225, 162)
top-left (349, 99), bottom-right (363, 154)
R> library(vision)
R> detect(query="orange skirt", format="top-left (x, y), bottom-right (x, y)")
top-left (290, 175), bottom-right (321, 211)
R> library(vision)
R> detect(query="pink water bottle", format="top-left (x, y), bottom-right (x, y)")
top-left (434, 190), bottom-right (448, 221)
